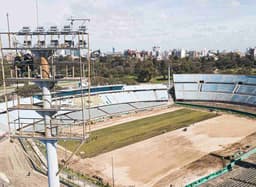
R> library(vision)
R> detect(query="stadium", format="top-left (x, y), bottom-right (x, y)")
top-left (2, 0), bottom-right (256, 186)
top-left (0, 18), bottom-right (256, 187)
top-left (0, 73), bottom-right (256, 186)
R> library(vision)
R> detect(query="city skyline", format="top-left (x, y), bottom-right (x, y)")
top-left (1, 0), bottom-right (256, 51)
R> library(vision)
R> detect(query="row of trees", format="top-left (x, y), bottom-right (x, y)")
top-left (1, 52), bottom-right (256, 87)
top-left (90, 53), bottom-right (256, 84)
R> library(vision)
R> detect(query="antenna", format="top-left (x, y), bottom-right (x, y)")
top-left (36, 0), bottom-right (39, 28)
top-left (6, 13), bottom-right (11, 48)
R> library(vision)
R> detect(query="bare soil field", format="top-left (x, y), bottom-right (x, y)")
top-left (0, 139), bottom-right (48, 187)
top-left (58, 113), bottom-right (256, 187)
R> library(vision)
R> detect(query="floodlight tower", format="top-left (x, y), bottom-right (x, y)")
top-left (0, 20), bottom-right (90, 187)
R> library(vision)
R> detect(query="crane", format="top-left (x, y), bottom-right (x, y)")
top-left (67, 17), bottom-right (90, 27)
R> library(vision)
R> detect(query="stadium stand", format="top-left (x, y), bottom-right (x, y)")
top-left (61, 108), bottom-right (107, 121)
top-left (99, 104), bottom-right (136, 115)
top-left (57, 101), bottom-right (167, 122)
top-left (204, 159), bottom-right (256, 187)
top-left (97, 90), bottom-right (168, 106)
top-left (43, 85), bottom-right (124, 99)
top-left (130, 101), bottom-right (166, 109)
top-left (174, 74), bottom-right (256, 106)
top-left (123, 84), bottom-right (167, 91)
top-left (48, 84), bottom-right (169, 107)
top-left (0, 84), bottom-right (169, 132)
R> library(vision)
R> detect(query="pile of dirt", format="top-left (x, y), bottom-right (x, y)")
top-left (0, 139), bottom-right (47, 187)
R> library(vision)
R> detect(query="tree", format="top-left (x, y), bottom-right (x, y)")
top-left (158, 60), bottom-right (169, 79)
top-left (135, 60), bottom-right (155, 82)
top-left (137, 69), bottom-right (152, 82)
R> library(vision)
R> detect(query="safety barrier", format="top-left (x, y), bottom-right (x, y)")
top-left (185, 148), bottom-right (256, 187)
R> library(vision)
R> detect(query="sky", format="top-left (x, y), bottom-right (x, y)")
top-left (0, 0), bottom-right (256, 52)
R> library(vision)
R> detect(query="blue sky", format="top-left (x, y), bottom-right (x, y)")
top-left (1, 0), bottom-right (256, 51)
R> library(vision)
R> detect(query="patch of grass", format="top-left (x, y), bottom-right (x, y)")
top-left (150, 76), bottom-right (171, 84)
top-left (219, 68), bottom-right (256, 75)
top-left (60, 108), bottom-right (216, 158)
top-left (61, 166), bottom-right (110, 187)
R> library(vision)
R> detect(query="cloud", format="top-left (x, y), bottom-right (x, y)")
top-left (0, 0), bottom-right (255, 51)
top-left (231, 0), bottom-right (241, 7)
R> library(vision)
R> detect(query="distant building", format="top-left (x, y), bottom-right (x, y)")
top-left (200, 49), bottom-right (208, 57)
top-left (207, 51), bottom-right (219, 61)
top-left (152, 46), bottom-right (163, 60)
top-left (232, 50), bottom-right (245, 57)
top-left (162, 50), bottom-right (171, 60)
top-left (188, 50), bottom-right (200, 59)
top-left (208, 50), bottom-right (218, 55)
top-left (124, 49), bottom-right (137, 58)
top-left (172, 49), bottom-right (186, 59)
top-left (152, 46), bottom-right (160, 57)
top-left (246, 48), bottom-right (256, 60)
top-left (220, 50), bottom-right (228, 55)
top-left (105, 51), bottom-right (123, 57)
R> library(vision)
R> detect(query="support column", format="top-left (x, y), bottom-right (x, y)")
top-left (40, 75), bottom-right (60, 187)
top-left (168, 63), bottom-right (171, 89)
top-left (45, 140), bottom-right (60, 187)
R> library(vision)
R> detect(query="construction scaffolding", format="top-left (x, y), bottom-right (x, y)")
top-left (0, 20), bottom-right (91, 187)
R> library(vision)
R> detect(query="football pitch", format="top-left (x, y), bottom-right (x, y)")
top-left (60, 108), bottom-right (217, 157)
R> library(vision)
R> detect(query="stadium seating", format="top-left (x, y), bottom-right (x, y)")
top-left (63, 108), bottom-right (107, 121)
top-left (216, 168), bottom-right (256, 187)
top-left (174, 74), bottom-right (256, 106)
top-left (155, 90), bottom-right (169, 101)
top-left (99, 90), bottom-right (168, 105)
top-left (99, 104), bottom-right (135, 114)
top-left (57, 101), bottom-right (168, 123)
top-left (0, 84), bottom-right (169, 133)
top-left (130, 102), bottom-right (166, 109)
top-left (202, 84), bottom-right (235, 93)
top-left (237, 85), bottom-right (256, 95)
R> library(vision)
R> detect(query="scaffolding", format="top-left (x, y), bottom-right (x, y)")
top-left (0, 20), bottom-right (91, 187)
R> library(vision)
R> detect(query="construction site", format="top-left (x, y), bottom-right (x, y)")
top-left (0, 5), bottom-right (256, 187)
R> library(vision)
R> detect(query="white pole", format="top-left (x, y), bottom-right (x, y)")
top-left (45, 140), bottom-right (59, 187)
top-left (87, 33), bottom-right (91, 131)
top-left (42, 82), bottom-right (60, 187)
top-left (35, 0), bottom-right (39, 28)
top-left (168, 63), bottom-right (171, 89)
top-left (6, 13), bottom-right (11, 48)
top-left (112, 156), bottom-right (115, 187)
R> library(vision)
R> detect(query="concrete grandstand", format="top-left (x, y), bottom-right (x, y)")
top-left (0, 84), bottom-right (169, 135)
top-left (174, 74), bottom-right (256, 106)
top-left (173, 74), bottom-right (256, 187)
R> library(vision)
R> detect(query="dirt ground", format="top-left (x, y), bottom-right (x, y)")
top-left (58, 113), bottom-right (256, 187)
top-left (0, 139), bottom-right (48, 187)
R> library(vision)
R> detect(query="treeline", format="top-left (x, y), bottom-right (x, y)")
top-left (90, 52), bottom-right (256, 84)
top-left (1, 52), bottom-right (256, 87)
